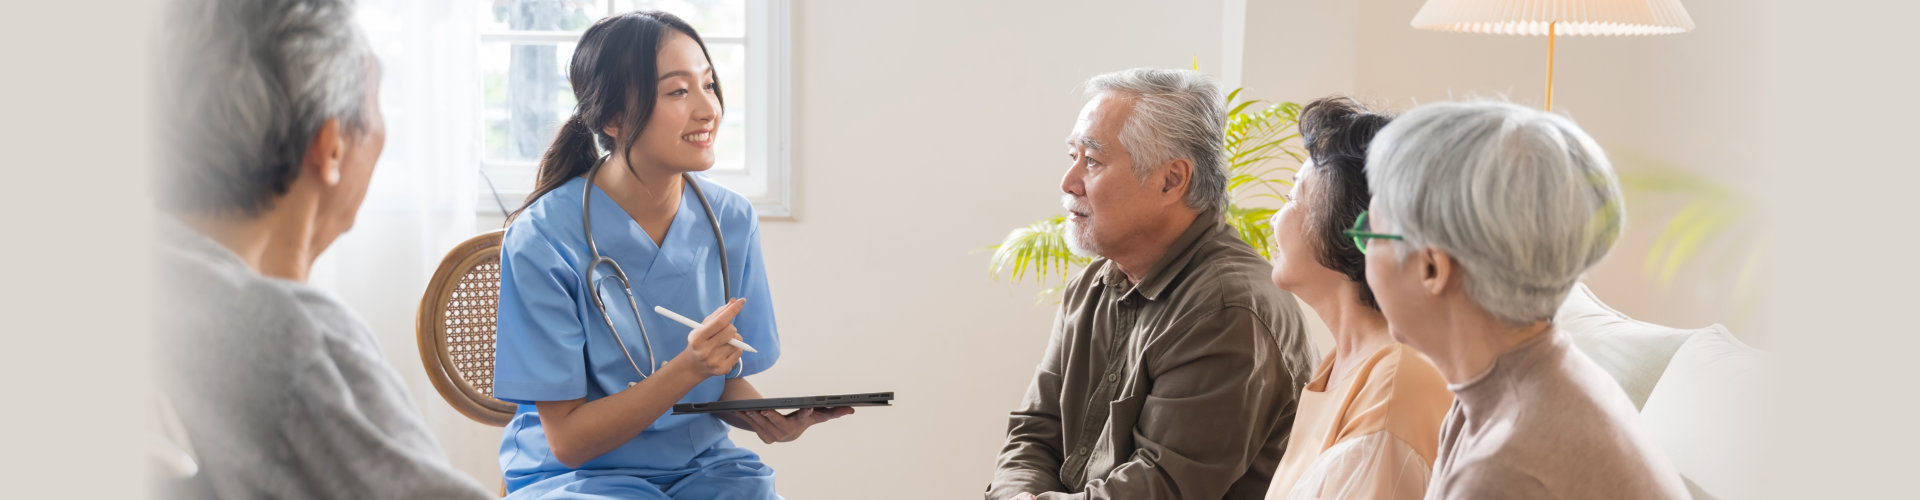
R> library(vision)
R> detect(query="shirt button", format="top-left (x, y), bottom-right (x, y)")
top-left (1106, 373), bottom-right (1118, 382)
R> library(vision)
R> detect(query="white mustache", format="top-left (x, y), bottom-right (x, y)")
top-left (1061, 195), bottom-right (1091, 216)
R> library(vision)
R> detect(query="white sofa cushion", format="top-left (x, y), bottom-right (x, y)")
top-left (1554, 282), bottom-right (1697, 409)
top-left (1637, 326), bottom-right (1768, 500)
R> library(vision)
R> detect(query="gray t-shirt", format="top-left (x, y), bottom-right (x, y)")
top-left (1426, 329), bottom-right (1688, 499)
top-left (153, 218), bottom-right (491, 499)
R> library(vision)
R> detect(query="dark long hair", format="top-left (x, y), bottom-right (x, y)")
top-left (507, 11), bottom-right (723, 222)
top-left (1297, 96), bottom-right (1392, 310)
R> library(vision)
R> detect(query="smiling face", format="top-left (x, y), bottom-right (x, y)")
top-left (1060, 92), bottom-right (1170, 259)
top-left (623, 30), bottom-right (721, 174)
top-left (1269, 161), bottom-right (1346, 293)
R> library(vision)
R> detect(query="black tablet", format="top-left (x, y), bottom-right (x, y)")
top-left (671, 392), bottom-right (894, 415)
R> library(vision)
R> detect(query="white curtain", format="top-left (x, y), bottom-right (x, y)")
top-left (308, 0), bottom-right (498, 486)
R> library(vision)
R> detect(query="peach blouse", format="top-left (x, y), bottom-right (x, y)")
top-left (1265, 343), bottom-right (1453, 499)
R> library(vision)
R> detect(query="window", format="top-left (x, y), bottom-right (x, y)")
top-left (476, 0), bottom-right (792, 217)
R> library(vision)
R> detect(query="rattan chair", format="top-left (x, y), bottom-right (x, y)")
top-left (417, 229), bottom-right (517, 427)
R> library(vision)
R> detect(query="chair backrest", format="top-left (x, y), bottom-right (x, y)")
top-left (416, 229), bottom-right (516, 427)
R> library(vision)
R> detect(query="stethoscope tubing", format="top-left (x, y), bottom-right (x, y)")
top-left (581, 158), bottom-right (734, 382)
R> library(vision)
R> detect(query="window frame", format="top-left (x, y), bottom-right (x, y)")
top-left (475, 0), bottom-right (793, 218)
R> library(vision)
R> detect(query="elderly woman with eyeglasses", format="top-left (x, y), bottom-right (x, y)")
top-left (1352, 101), bottom-right (1688, 499)
top-left (1260, 97), bottom-right (1455, 500)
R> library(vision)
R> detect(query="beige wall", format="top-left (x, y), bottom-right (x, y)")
top-left (1761, 2), bottom-right (1920, 496)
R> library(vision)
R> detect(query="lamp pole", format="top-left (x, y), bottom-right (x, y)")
top-left (1546, 20), bottom-right (1558, 111)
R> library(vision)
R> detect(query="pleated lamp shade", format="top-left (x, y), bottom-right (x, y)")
top-left (1411, 0), bottom-right (1694, 36)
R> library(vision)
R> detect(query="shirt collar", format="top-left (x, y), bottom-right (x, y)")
top-left (1096, 209), bottom-right (1222, 301)
top-left (1448, 328), bottom-right (1566, 408)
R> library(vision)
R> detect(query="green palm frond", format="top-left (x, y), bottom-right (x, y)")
top-left (987, 215), bottom-right (1089, 285)
top-left (1224, 97), bottom-right (1303, 203)
top-left (1228, 205), bottom-right (1281, 259)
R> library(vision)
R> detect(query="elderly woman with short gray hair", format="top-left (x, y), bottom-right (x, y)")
top-left (1353, 102), bottom-right (1688, 499)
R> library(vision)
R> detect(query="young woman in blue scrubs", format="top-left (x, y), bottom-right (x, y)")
top-left (492, 11), bottom-right (851, 499)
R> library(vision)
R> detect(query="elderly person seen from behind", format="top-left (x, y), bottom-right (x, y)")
top-left (988, 68), bottom-right (1316, 500)
top-left (153, 0), bottom-right (491, 497)
top-left (1355, 101), bottom-right (1687, 499)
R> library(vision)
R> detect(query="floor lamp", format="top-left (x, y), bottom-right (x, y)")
top-left (1410, 0), bottom-right (1695, 111)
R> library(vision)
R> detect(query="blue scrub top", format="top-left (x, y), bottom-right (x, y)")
top-left (493, 174), bottom-right (780, 489)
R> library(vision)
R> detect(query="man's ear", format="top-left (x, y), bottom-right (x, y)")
top-left (1160, 158), bottom-right (1192, 197)
top-left (306, 118), bottom-right (346, 186)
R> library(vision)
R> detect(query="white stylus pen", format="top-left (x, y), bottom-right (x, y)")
top-left (653, 305), bottom-right (760, 353)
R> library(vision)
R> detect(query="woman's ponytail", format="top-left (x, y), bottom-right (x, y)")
top-left (506, 114), bottom-right (601, 223)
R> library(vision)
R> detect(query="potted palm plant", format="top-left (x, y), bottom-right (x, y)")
top-left (986, 87), bottom-right (1307, 301)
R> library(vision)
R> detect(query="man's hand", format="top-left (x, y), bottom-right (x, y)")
top-left (733, 406), bottom-right (855, 444)
top-left (1011, 493), bottom-right (1036, 500)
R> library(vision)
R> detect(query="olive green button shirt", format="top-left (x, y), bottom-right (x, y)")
top-left (989, 212), bottom-right (1318, 499)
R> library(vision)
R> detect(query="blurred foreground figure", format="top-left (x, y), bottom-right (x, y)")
top-left (151, 0), bottom-right (491, 497)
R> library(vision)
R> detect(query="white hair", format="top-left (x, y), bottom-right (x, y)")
top-left (1365, 101), bottom-right (1625, 324)
top-left (1083, 68), bottom-right (1228, 213)
top-left (161, 0), bottom-right (373, 216)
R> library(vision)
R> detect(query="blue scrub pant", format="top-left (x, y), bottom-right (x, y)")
top-left (506, 459), bottom-right (780, 500)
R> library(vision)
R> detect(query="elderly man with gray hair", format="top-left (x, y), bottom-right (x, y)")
top-left (988, 68), bottom-right (1316, 500)
top-left (152, 0), bottom-right (491, 498)
top-left (1354, 101), bottom-right (1688, 499)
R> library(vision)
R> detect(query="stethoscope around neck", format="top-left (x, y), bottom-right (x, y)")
top-left (581, 157), bottom-right (738, 382)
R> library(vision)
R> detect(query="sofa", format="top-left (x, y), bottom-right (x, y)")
top-left (1555, 283), bottom-right (1768, 500)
